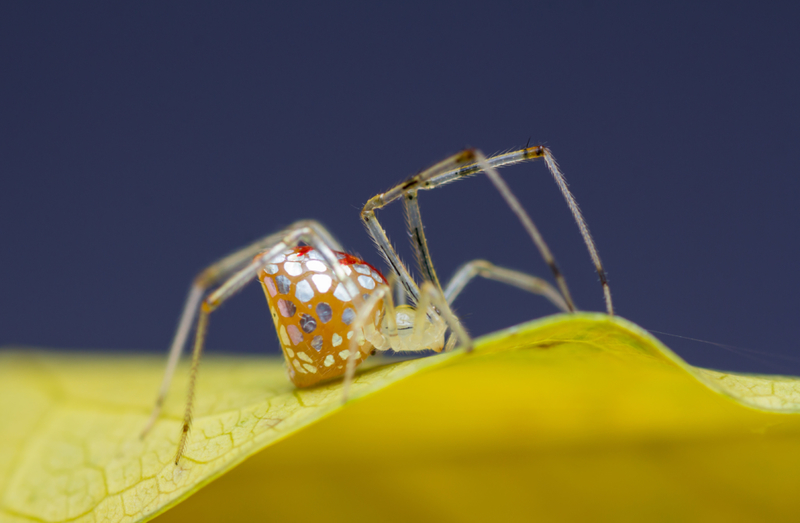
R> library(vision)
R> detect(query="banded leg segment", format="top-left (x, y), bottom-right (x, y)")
top-left (403, 189), bottom-right (442, 291)
top-left (540, 150), bottom-right (613, 315)
top-left (362, 147), bottom-right (576, 315)
top-left (473, 150), bottom-right (576, 313)
top-left (363, 146), bottom-right (613, 316)
top-left (362, 151), bottom-right (478, 304)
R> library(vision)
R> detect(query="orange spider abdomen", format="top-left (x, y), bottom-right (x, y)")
top-left (257, 247), bottom-right (387, 387)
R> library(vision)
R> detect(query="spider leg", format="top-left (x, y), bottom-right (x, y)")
top-left (141, 225), bottom-right (345, 439)
top-left (340, 277), bottom-right (470, 403)
top-left (361, 151), bottom-right (476, 304)
top-left (471, 150), bottom-right (576, 312)
top-left (414, 281), bottom-right (472, 353)
top-left (392, 272), bottom-right (408, 307)
top-left (444, 259), bottom-right (570, 313)
top-left (342, 283), bottom-right (395, 403)
top-left (359, 152), bottom-right (490, 354)
top-left (381, 273), bottom-right (401, 344)
top-left (539, 149), bottom-right (613, 316)
top-left (173, 220), bottom-right (364, 464)
top-left (137, 219), bottom-right (359, 464)
top-left (362, 146), bottom-right (613, 316)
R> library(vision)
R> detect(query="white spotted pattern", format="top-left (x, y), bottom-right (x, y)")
top-left (295, 280), bottom-right (314, 302)
top-left (354, 264), bottom-right (371, 275)
top-left (306, 260), bottom-right (327, 273)
top-left (357, 274), bottom-right (376, 290)
top-left (279, 325), bottom-right (291, 346)
top-left (333, 283), bottom-right (352, 302)
top-left (284, 261), bottom-right (303, 276)
top-left (312, 274), bottom-right (332, 293)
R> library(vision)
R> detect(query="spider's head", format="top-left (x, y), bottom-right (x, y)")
top-left (385, 305), bottom-right (446, 354)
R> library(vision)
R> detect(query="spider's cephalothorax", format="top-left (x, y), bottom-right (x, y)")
top-left (143, 145), bottom-right (614, 464)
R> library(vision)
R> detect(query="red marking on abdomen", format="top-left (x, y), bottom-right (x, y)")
top-left (336, 251), bottom-right (387, 284)
top-left (256, 245), bottom-right (388, 285)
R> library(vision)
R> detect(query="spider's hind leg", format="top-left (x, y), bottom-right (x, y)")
top-left (142, 220), bottom-right (361, 464)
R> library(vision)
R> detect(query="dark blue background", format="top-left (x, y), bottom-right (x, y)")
top-left (2, 2), bottom-right (799, 375)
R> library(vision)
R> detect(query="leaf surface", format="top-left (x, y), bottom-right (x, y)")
top-left (1, 313), bottom-right (799, 522)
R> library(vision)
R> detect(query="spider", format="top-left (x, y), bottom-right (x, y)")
top-left (141, 146), bottom-right (613, 464)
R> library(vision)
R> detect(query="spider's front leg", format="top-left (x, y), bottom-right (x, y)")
top-left (361, 146), bottom-right (613, 317)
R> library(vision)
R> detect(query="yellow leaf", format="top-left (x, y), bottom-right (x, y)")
top-left (2, 313), bottom-right (799, 522)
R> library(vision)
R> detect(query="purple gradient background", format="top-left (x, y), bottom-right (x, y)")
top-left (2, 2), bottom-right (799, 375)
